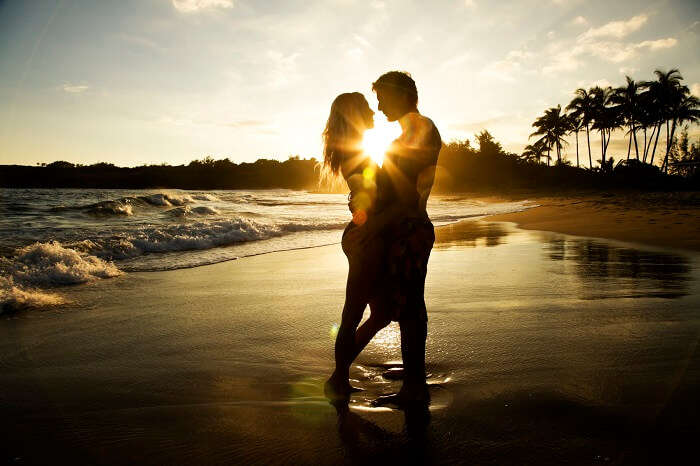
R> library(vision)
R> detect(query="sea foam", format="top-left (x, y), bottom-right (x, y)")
top-left (62, 217), bottom-right (345, 261)
top-left (8, 241), bottom-right (122, 287)
top-left (87, 200), bottom-right (134, 216)
top-left (0, 277), bottom-right (66, 313)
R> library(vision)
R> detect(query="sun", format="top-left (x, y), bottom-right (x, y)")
top-left (362, 116), bottom-right (401, 167)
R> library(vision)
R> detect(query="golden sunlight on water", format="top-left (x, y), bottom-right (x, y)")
top-left (362, 117), bottom-right (401, 166)
top-left (369, 322), bottom-right (402, 351)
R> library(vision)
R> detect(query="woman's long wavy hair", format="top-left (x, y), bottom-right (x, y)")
top-left (321, 92), bottom-right (373, 181)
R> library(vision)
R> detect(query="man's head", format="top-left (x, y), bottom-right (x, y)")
top-left (372, 71), bottom-right (418, 122)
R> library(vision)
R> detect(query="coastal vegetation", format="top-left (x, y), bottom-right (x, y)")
top-left (2, 69), bottom-right (698, 193)
top-left (531, 68), bottom-right (700, 173)
top-left (2, 127), bottom-right (698, 193)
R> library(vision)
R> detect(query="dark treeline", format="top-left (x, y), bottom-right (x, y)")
top-left (2, 128), bottom-right (698, 193)
top-left (0, 156), bottom-right (319, 190)
top-left (436, 130), bottom-right (698, 192)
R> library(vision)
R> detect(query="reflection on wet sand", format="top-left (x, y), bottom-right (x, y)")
top-left (333, 400), bottom-right (431, 464)
top-left (542, 236), bottom-right (692, 299)
top-left (435, 220), bottom-right (509, 248)
top-left (435, 219), bottom-right (692, 299)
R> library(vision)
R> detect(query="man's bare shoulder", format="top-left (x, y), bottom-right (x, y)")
top-left (399, 113), bottom-right (440, 148)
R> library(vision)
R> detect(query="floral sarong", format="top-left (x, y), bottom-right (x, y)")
top-left (341, 215), bottom-right (434, 322)
top-left (381, 216), bottom-right (434, 322)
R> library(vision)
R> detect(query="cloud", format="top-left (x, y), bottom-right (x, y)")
top-left (542, 14), bottom-right (678, 74)
top-left (570, 16), bottom-right (587, 26)
top-left (345, 47), bottom-right (364, 61)
top-left (464, 0), bottom-right (477, 8)
top-left (266, 50), bottom-right (302, 89)
top-left (583, 37), bottom-right (677, 62)
top-left (691, 83), bottom-right (700, 97)
top-left (439, 52), bottom-right (471, 70)
top-left (353, 34), bottom-right (372, 49)
top-left (157, 116), bottom-right (275, 133)
top-left (221, 119), bottom-right (267, 128)
top-left (62, 83), bottom-right (89, 93)
top-left (573, 78), bottom-right (612, 90)
top-left (542, 50), bottom-right (580, 74)
top-left (580, 14), bottom-right (647, 41)
top-left (619, 66), bottom-right (638, 75)
top-left (481, 49), bottom-right (533, 82)
top-left (449, 115), bottom-right (514, 132)
top-left (552, 0), bottom-right (583, 5)
top-left (590, 78), bottom-right (612, 88)
top-left (171, 0), bottom-right (233, 13)
top-left (117, 33), bottom-right (165, 52)
top-left (637, 37), bottom-right (677, 50)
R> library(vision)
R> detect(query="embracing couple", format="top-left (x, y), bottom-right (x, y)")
top-left (322, 71), bottom-right (441, 406)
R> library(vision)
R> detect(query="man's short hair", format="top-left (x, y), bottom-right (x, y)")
top-left (372, 71), bottom-right (418, 107)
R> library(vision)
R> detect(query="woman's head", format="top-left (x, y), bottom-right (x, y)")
top-left (322, 92), bottom-right (374, 177)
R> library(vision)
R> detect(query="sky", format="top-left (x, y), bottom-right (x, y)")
top-left (0, 0), bottom-right (698, 167)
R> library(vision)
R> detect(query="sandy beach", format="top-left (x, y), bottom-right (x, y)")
top-left (2, 212), bottom-right (700, 465)
top-left (485, 191), bottom-right (700, 252)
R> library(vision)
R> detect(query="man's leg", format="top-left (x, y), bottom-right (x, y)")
top-left (398, 312), bottom-right (429, 401)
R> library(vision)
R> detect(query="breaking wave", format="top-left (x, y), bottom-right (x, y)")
top-left (167, 205), bottom-right (220, 217)
top-left (4, 241), bottom-right (122, 287)
top-left (86, 200), bottom-right (134, 216)
top-left (0, 277), bottom-right (67, 313)
top-left (71, 217), bottom-right (347, 261)
top-left (1, 188), bottom-right (536, 312)
top-left (0, 242), bottom-right (122, 313)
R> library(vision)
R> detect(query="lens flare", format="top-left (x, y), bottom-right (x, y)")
top-left (362, 116), bottom-right (401, 167)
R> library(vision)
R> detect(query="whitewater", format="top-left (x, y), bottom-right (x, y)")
top-left (0, 188), bottom-right (533, 311)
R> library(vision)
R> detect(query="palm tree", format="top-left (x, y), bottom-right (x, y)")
top-left (611, 76), bottom-right (641, 160)
top-left (636, 89), bottom-right (657, 163)
top-left (662, 93), bottom-right (700, 172)
top-left (521, 138), bottom-right (548, 164)
top-left (641, 69), bottom-right (684, 167)
top-left (566, 110), bottom-right (583, 168)
top-left (530, 105), bottom-right (569, 166)
top-left (589, 86), bottom-right (616, 166)
top-left (566, 88), bottom-right (594, 168)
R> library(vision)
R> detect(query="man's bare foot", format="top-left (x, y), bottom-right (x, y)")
top-left (371, 383), bottom-right (430, 408)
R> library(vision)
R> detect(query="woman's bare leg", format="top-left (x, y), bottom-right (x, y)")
top-left (326, 258), bottom-right (372, 398)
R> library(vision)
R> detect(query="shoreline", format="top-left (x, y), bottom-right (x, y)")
top-left (480, 192), bottom-right (700, 252)
top-left (3, 220), bottom-right (699, 465)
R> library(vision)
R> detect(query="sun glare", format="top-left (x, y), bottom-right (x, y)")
top-left (362, 116), bottom-right (401, 166)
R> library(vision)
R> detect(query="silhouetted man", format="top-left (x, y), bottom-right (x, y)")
top-left (372, 71), bottom-right (441, 404)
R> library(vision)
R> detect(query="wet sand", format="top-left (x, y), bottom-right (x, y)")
top-left (485, 192), bottom-right (700, 252)
top-left (2, 221), bottom-right (700, 465)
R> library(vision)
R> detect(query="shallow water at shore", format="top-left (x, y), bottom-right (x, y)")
top-left (0, 188), bottom-right (534, 312)
top-left (1, 221), bottom-right (699, 464)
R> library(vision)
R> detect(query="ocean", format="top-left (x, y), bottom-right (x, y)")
top-left (0, 188), bottom-right (532, 311)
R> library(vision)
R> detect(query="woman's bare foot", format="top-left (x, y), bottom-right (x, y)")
top-left (324, 374), bottom-right (352, 401)
top-left (324, 372), bottom-right (364, 402)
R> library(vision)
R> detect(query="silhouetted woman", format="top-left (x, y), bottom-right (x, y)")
top-left (321, 92), bottom-right (394, 400)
